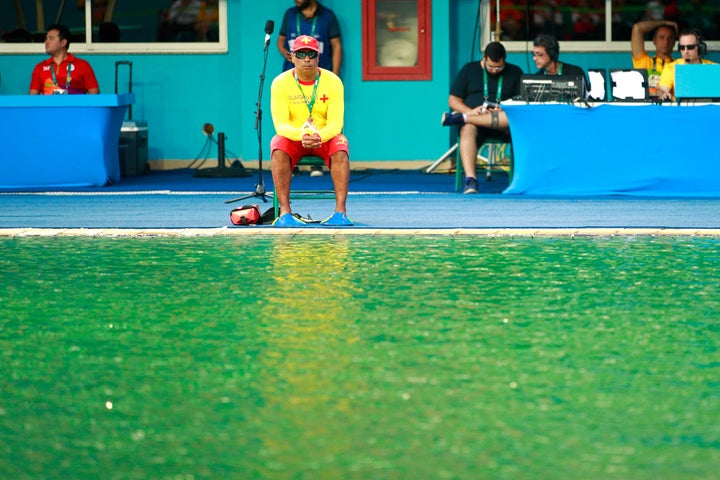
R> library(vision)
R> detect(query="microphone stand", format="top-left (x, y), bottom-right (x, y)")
top-left (226, 32), bottom-right (273, 204)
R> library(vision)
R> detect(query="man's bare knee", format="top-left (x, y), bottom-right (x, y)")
top-left (459, 124), bottom-right (477, 138)
top-left (329, 151), bottom-right (348, 169)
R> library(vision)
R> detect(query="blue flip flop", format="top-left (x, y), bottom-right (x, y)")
top-left (272, 213), bottom-right (307, 227)
top-left (321, 212), bottom-right (353, 226)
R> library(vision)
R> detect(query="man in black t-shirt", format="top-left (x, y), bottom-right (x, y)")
top-left (442, 42), bottom-right (523, 194)
top-left (532, 34), bottom-right (588, 92)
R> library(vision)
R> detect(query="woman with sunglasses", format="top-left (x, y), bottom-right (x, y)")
top-left (268, 35), bottom-right (352, 227)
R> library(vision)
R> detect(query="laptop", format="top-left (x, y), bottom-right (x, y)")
top-left (675, 63), bottom-right (720, 101)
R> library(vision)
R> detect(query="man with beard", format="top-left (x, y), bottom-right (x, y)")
top-left (441, 42), bottom-right (523, 194)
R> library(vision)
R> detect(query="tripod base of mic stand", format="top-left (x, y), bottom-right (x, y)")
top-left (225, 184), bottom-right (273, 204)
top-left (193, 166), bottom-right (251, 178)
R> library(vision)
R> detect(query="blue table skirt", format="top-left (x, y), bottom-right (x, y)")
top-left (502, 102), bottom-right (720, 197)
top-left (0, 94), bottom-right (133, 188)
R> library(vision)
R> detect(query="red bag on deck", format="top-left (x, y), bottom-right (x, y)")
top-left (230, 205), bottom-right (261, 225)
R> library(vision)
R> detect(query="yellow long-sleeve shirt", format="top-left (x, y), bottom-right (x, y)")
top-left (658, 58), bottom-right (716, 100)
top-left (270, 67), bottom-right (344, 142)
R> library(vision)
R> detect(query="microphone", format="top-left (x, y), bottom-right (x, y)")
top-left (264, 20), bottom-right (274, 47)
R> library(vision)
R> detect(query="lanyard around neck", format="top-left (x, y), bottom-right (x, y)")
top-left (483, 66), bottom-right (503, 104)
top-left (296, 12), bottom-right (318, 37)
top-left (543, 62), bottom-right (563, 75)
top-left (51, 61), bottom-right (72, 89)
top-left (651, 56), bottom-right (665, 73)
top-left (294, 71), bottom-right (320, 115)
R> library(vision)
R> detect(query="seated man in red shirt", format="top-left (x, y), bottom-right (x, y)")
top-left (29, 24), bottom-right (100, 95)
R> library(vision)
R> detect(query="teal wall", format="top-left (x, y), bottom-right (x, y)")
top-left (1, 1), bottom-right (716, 166)
top-left (0, 1), bottom-right (449, 164)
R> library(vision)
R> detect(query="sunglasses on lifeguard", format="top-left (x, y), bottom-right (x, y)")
top-left (294, 50), bottom-right (318, 59)
top-left (679, 44), bottom-right (698, 51)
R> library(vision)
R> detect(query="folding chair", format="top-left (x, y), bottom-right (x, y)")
top-left (273, 155), bottom-right (336, 217)
top-left (454, 139), bottom-right (513, 192)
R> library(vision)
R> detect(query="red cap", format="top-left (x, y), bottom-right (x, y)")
top-left (292, 35), bottom-right (320, 53)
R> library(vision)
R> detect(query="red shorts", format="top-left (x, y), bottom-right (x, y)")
top-left (270, 134), bottom-right (349, 168)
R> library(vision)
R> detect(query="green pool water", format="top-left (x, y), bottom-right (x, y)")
top-left (1, 236), bottom-right (718, 479)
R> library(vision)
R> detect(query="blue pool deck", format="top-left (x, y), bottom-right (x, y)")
top-left (1, 168), bottom-right (719, 235)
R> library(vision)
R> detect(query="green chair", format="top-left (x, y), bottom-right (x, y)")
top-left (273, 156), bottom-right (336, 218)
top-left (454, 139), bottom-right (513, 192)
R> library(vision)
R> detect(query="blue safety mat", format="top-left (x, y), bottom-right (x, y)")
top-left (0, 168), bottom-right (477, 194)
top-left (1, 169), bottom-right (719, 229)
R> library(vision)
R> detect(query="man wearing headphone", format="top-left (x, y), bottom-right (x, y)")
top-left (657, 29), bottom-right (716, 101)
top-left (532, 34), bottom-right (587, 92)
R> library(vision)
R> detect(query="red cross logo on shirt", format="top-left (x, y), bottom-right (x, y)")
top-left (319, 94), bottom-right (329, 103)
